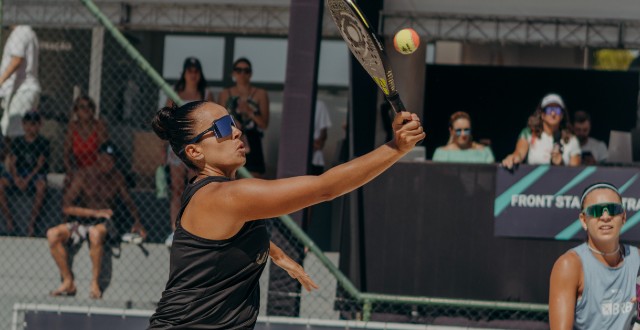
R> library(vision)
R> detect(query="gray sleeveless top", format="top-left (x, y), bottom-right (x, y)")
top-left (573, 243), bottom-right (640, 330)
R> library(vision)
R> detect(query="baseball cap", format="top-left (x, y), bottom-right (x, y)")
top-left (22, 111), bottom-right (41, 123)
top-left (98, 142), bottom-right (118, 157)
top-left (541, 93), bottom-right (565, 109)
top-left (183, 57), bottom-right (202, 71)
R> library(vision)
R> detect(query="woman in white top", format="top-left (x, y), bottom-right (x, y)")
top-left (502, 93), bottom-right (581, 169)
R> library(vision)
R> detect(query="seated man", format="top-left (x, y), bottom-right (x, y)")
top-left (573, 110), bottom-right (608, 165)
top-left (47, 142), bottom-right (146, 299)
top-left (0, 112), bottom-right (49, 236)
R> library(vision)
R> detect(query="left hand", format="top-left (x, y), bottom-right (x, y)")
top-left (271, 254), bottom-right (319, 292)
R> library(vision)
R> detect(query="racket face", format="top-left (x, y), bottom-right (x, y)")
top-left (326, 0), bottom-right (397, 97)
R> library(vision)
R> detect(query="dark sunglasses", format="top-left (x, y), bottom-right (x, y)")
top-left (454, 128), bottom-right (471, 136)
top-left (233, 67), bottom-right (252, 74)
top-left (180, 115), bottom-right (236, 154)
top-left (544, 106), bottom-right (563, 116)
top-left (582, 202), bottom-right (625, 218)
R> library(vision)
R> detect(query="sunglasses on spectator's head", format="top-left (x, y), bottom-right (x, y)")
top-left (180, 115), bottom-right (236, 154)
top-left (233, 67), bottom-right (252, 74)
top-left (544, 106), bottom-right (563, 116)
top-left (454, 128), bottom-right (471, 136)
top-left (582, 202), bottom-right (624, 218)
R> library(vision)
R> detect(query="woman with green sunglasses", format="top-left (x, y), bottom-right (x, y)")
top-left (549, 182), bottom-right (640, 330)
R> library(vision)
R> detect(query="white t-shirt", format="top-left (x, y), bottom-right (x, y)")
top-left (581, 137), bottom-right (608, 163)
top-left (0, 25), bottom-right (40, 96)
top-left (312, 100), bottom-right (332, 167)
top-left (519, 128), bottom-right (581, 165)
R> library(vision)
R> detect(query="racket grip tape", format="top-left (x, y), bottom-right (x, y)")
top-left (386, 93), bottom-right (406, 113)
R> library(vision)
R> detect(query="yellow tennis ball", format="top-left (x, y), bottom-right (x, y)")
top-left (393, 28), bottom-right (420, 55)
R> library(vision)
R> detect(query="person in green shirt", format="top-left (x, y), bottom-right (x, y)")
top-left (432, 111), bottom-right (495, 164)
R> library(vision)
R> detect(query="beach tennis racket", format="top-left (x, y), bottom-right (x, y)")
top-left (326, 0), bottom-right (406, 113)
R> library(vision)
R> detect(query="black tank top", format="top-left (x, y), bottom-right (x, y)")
top-left (148, 176), bottom-right (270, 329)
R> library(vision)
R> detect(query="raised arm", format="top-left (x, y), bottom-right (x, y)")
top-left (192, 112), bottom-right (423, 224)
top-left (549, 252), bottom-right (582, 330)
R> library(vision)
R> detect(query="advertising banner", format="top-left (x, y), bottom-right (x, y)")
top-left (495, 165), bottom-right (640, 240)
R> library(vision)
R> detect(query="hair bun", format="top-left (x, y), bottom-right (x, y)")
top-left (151, 106), bottom-right (173, 140)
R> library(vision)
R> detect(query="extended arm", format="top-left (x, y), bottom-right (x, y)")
top-left (118, 178), bottom-right (147, 238)
top-left (62, 173), bottom-right (112, 219)
top-left (502, 138), bottom-right (529, 169)
top-left (269, 241), bottom-right (318, 292)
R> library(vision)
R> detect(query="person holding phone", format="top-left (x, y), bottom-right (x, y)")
top-left (502, 93), bottom-right (581, 169)
top-left (573, 110), bottom-right (608, 165)
top-left (549, 182), bottom-right (639, 330)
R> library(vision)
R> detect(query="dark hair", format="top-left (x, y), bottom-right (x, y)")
top-left (73, 95), bottom-right (96, 112)
top-left (98, 141), bottom-right (119, 158)
top-left (22, 111), bottom-right (41, 123)
top-left (175, 57), bottom-right (207, 100)
top-left (580, 182), bottom-right (622, 209)
top-left (233, 57), bottom-right (252, 70)
top-left (573, 110), bottom-right (591, 124)
top-left (151, 101), bottom-right (208, 169)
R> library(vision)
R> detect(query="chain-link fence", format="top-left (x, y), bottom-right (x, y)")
top-left (0, 1), bottom-right (552, 329)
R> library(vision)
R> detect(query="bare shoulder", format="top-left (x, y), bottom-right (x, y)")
top-left (551, 250), bottom-right (582, 280)
top-left (472, 142), bottom-right (486, 150)
top-left (255, 87), bottom-right (268, 98)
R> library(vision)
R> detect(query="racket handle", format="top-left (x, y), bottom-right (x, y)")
top-left (386, 93), bottom-right (406, 113)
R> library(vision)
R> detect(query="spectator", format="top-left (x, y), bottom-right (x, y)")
top-left (218, 58), bottom-right (269, 178)
top-left (0, 112), bottom-right (49, 236)
top-left (47, 142), bottom-right (146, 299)
top-left (310, 100), bottom-right (332, 175)
top-left (502, 93), bottom-right (581, 169)
top-left (573, 110), bottom-right (608, 165)
top-left (164, 57), bottom-right (214, 247)
top-left (0, 25), bottom-right (40, 139)
top-left (432, 111), bottom-right (494, 163)
top-left (63, 96), bottom-right (108, 175)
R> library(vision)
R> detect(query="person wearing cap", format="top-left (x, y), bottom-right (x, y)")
top-left (0, 111), bottom-right (49, 236)
top-left (549, 182), bottom-right (639, 330)
top-left (46, 141), bottom-right (146, 299)
top-left (164, 57), bottom-right (214, 247)
top-left (502, 93), bottom-right (581, 169)
top-left (218, 57), bottom-right (270, 178)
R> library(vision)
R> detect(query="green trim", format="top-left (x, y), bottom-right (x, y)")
top-left (554, 166), bottom-right (597, 196)
top-left (494, 165), bottom-right (550, 217)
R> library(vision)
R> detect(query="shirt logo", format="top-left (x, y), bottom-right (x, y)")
top-left (256, 251), bottom-right (268, 265)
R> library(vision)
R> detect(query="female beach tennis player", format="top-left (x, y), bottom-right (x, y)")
top-left (147, 101), bottom-right (425, 329)
top-left (549, 182), bottom-right (639, 330)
